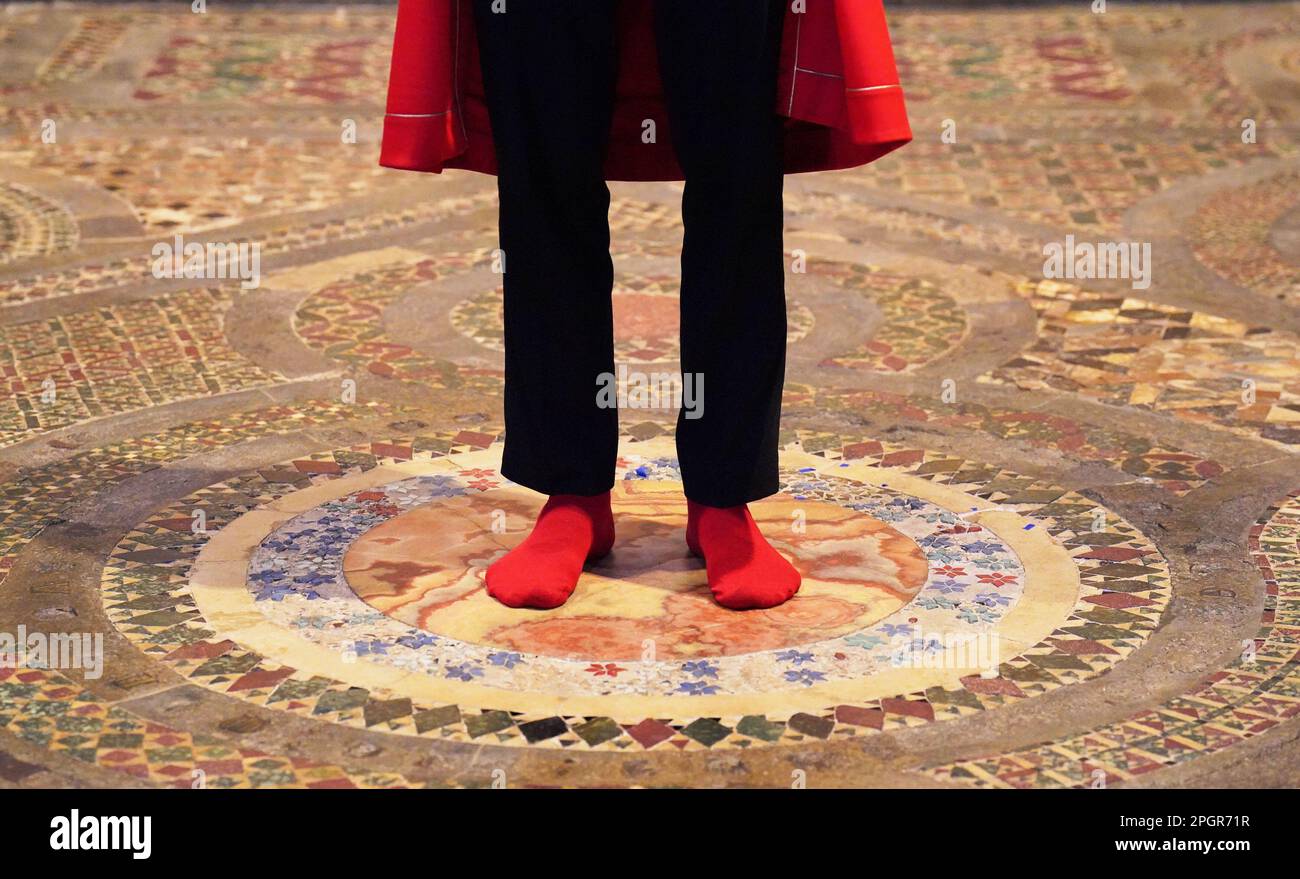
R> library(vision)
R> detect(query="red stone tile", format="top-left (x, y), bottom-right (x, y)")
top-left (881, 698), bottom-right (934, 721)
top-left (166, 639), bottom-right (236, 661)
top-left (371, 442), bottom-right (413, 460)
top-left (293, 459), bottom-right (343, 475)
top-left (841, 441), bottom-right (884, 460)
top-left (154, 517), bottom-right (198, 533)
top-left (623, 718), bottom-right (676, 749)
top-left (99, 750), bottom-right (139, 763)
top-left (196, 760), bottom-right (244, 775)
top-left (453, 430), bottom-right (496, 448)
top-left (834, 705), bottom-right (884, 728)
top-left (1195, 460), bottom-right (1225, 478)
top-left (228, 667), bottom-right (296, 691)
top-left (880, 450), bottom-right (925, 467)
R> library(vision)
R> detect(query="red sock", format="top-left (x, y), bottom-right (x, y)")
top-left (686, 499), bottom-right (801, 610)
top-left (485, 492), bottom-right (614, 609)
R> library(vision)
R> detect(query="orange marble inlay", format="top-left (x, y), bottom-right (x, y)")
top-left (342, 479), bottom-right (929, 661)
top-left (613, 292), bottom-right (678, 346)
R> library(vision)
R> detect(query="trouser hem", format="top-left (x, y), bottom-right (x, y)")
top-left (681, 478), bottom-right (782, 509)
top-left (499, 463), bottom-right (615, 499)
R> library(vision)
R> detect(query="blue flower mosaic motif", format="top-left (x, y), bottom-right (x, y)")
top-left (397, 633), bottom-right (439, 649)
top-left (622, 457), bottom-right (682, 482)
top-left (844, 633), bottom-right (888, 650)
top-left (488, 651), bottom-right (525, 669)
top-left (783, 669), bottom-right (827, 686)
top-left (681, 660), bottom-right (719, 679)
top-left (247, 478), bottom-right (482, 665)
top-left (900, 636), bottom-right (943, 655)
top-left (413, 474), bottom-right (471, 497)
top-left (957, 605), bottom-right (1001, 625)
top-left (786, 475), bottom-right (1024, 676)
top-left (914, 595), bottom-right (961, 611)
top-left (445, 663), bottom-right (484, 682)
top-left (255, 584), bottom-right (317, 602)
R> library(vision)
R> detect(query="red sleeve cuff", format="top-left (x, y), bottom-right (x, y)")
top-left (379, 113), bottom-right (462, 173)
top-left (843, 85), bottom-right (913, 146)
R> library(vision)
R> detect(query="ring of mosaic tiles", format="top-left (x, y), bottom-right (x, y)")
top-left (290, 249), bottom-right (970, 384)
top-left (448, 279), bottom-right (816, 363)
top-left (0, 181), bottom-right (80, 265)
top-left (102, 432), bottom-right (1170, 749)
top-left (289, 247), bottom-right (501, 388)
top-left (1189, 168), bottom-right (1300, 303)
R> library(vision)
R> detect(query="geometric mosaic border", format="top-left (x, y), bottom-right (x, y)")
top-left (926, 488), bottom-right (1300, 788)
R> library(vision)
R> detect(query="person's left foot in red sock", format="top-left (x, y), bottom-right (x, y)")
top-left (686, 499), bottom-right (801, 610)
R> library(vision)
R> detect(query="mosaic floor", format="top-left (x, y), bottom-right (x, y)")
top-left (0, 2), bottom-right (1298, 789)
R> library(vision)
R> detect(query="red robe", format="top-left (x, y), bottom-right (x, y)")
top-left (380, 0), bottom-right (912, 181)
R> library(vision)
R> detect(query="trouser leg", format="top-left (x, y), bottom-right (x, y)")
top-left (653, 0), bottom-right (788, 507)
top-left (472, 1), bottom-right (621, 495)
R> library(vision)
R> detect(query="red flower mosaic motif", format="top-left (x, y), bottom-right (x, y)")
top-left (585, 663), bottom-right (627, 677)
top-left (977, 572), bottom-right (1018, 588)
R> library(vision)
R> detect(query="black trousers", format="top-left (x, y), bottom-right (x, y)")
top-left (473, 0), bottom-right (787, 507)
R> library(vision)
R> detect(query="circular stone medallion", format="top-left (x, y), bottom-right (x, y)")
top-left (343, 485), bottom-right (931, 661)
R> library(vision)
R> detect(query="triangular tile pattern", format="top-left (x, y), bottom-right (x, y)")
top-left (929, 488), bottom-right (1300, 788)
top-left (788, 383), bottom-right (1226, 495)
top-left (0, 666), bottom-right (419, 789)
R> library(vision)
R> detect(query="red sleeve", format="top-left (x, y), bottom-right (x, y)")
top-left (834, 0), bottom-right (912, 145)
top-left (379, 0), bottom-right (464, 173)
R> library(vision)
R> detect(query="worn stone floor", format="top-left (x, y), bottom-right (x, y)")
top-left (0, 2), bottom-right (1298, 789)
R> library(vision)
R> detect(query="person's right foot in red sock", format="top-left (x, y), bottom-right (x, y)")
top-left (686, 499), bottom-right (801, 610)
top-left (485, 492), bottom-right (614, 609)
